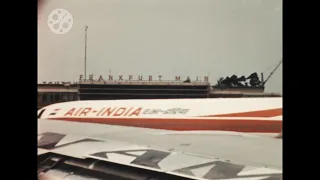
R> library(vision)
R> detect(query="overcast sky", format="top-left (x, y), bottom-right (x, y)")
top-left (38, 0), bottom-right (282, 93)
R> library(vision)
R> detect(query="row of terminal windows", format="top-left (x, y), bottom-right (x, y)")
top-left (38, 93), bottom-right (78, 103)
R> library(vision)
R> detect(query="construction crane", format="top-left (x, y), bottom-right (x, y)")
top-left (262, 59), bottom-right (282, 86)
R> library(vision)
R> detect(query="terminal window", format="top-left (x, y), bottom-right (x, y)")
top-left (42, 94), bottom-right (47, 102)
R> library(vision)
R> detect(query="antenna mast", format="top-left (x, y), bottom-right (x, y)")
top-left (262, 59), bottom-right (282, 86)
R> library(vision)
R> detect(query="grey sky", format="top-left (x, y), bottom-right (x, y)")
top-left (38, 0), bottom-right (282, 93)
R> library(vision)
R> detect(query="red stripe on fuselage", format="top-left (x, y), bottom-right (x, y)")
top-left (47, 117), bottom-right (282, 133)
top-left (201, 108), bottom-right (282, 118)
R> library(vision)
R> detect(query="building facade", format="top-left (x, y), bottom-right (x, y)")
top-left (38, 84), bottom-right (78, 109)
top-left (37, 81), bottom-right (210, 109)
top-left (37, 80), bottom-right (280, 109)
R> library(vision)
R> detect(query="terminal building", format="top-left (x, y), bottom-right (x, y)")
top-left (37, 83), bottom-right (78, 109)
top-left (37, 80), bottom-right (211, 109)
top-left (37, 73), bottom-right (281, 109)
top-left (79, 81), bottom-right (210, 100)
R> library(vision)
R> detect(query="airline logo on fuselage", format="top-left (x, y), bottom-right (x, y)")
top-left (57, 107), bottom-right (190, 117)
top-left (64, 107), bottom-right (142, 117)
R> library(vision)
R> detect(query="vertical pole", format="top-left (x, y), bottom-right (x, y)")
top-left (84, 25), bottom-right (88, 80)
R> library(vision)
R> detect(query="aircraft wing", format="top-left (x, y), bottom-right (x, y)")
top-left (38, 119), bottom-right (282, 180)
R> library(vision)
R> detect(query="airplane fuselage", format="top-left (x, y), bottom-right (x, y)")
top-left (38, 98), bottom-right (282, 134)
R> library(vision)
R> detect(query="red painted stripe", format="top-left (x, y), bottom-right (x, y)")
top-left (47, 117), bottom-right (282, 133)
top-left (201, 108), bottom-right (282, 118)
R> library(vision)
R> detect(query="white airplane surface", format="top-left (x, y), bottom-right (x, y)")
top-left (38, 98), bottom-right (282, 180)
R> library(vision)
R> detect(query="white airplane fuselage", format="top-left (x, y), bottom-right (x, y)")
top-left (38, 98), bottom-right (282, 135)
